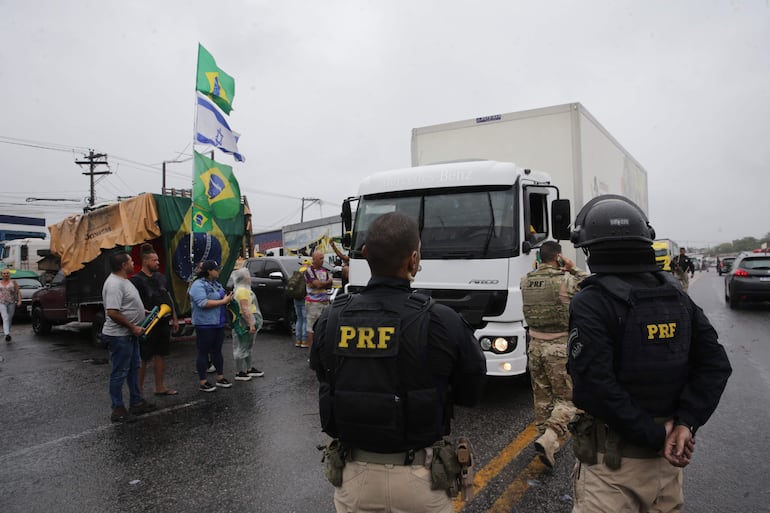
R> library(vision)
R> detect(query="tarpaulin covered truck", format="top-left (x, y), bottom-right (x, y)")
top-left (30, 193), bottom-right (245, 346)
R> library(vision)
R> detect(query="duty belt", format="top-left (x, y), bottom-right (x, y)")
top-left (350, 448), bottom-right (427, 466)
top-left (595, 417), bottom-right (671, 459)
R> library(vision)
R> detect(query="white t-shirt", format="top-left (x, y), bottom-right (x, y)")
top-left (102, 273), bottom-right (146, 337)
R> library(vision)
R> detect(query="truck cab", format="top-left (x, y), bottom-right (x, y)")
top-left (342, 160), bottom-right (570, 376)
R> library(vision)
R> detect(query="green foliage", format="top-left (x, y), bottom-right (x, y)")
top-left (702, 232), bottom-right (770, 256)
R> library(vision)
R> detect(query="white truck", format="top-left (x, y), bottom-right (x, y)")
top-left (1, 238), bottom-right (49, 274)
top-left (411, 102), bottom-right (649, 265)
top-left (341, 160), bottom-right (571, 376)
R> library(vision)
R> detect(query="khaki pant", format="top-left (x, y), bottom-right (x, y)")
top-left (572, 453), bottom-right (684, 513)
top-left (673, 270), bottom-right (689, 292)
top-left (528, 336), bottom-right (576, 437)
top-left (333, 460), bottom-right (452, 513)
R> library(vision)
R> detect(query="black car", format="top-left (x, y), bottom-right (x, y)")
top-left (724, 252), bottom-right (770, 309)
top-left (717, 257), bottom-right (735, 275)
top-left (237, 256), bottom-right (335, 331)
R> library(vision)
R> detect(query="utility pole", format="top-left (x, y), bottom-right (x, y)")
top-left (75, 149), bottom-right (110, 208)
top-left (301, 197), bottom-right (320, 222)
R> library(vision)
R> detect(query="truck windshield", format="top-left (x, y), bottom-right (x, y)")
top-left (351, 186), bottom-right (517, 259)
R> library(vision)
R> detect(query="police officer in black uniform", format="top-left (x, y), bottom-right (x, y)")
top-left (566, 195), bottom-right (732, 513)
top-left (310, 211), bottom-right (486, 513)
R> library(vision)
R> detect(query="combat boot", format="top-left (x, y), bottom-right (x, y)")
top-left (534, 428), bottom-right (559, 468)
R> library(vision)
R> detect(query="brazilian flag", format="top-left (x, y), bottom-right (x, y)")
top-left (196, 43), bottom-right (235, 114)
top-left (154, 194), bottom-right (244, 316)
top-left (193, 151), bottom-right (241, 232)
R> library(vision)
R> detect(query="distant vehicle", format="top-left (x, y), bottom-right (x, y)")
top-left (718, 257), bottom-right (736, 276)
top-left (5, 268), bottom-right (43, 320)
top-left (1, 238), bottom-right (49, 273)
top-left (236, 256), bottom-right (335, 332)
top-left (724, 252), bottom-right (770, 309)
top-left (652, 239), bottom-right (679, 271)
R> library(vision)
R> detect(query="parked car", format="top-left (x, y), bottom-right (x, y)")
top-left (717, 257), bottom-right (735, 276)
top-left (236, 256), bottom-right (335, 332)
top-left (6, 269), bottom-right (43, 319)
top-left (724, 252), bottom-right (770, 309)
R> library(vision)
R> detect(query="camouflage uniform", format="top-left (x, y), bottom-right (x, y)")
top-left (521, 263), bottom-right (588, 438)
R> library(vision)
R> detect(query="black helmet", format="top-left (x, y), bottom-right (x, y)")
top-left (570, 195), bottom-right (655, 248)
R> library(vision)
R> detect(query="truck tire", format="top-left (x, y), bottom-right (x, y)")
top-left (31, 306), bottom-right (52, 336)
top-left (91, 312), bottom-right (106, 349)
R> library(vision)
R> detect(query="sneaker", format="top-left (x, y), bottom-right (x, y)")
top-left (295, 341), bottom-right (302, 347)
top-left (199, 381), bottom-right (216, 393)
top-left (247, 367), bottom-right (264, 377)
top-left (234, 371), bottom-right (252, 381)
top-left (111, 407), bottom-right (137, 423)
top-left (216, 378), bottom-right (232, 388)
top-left (5, 335), bottom-right (10, 342)
top-left (129, 401), bottom-right (157, 415)
top-left (207, 364), bottom-right (216, 373)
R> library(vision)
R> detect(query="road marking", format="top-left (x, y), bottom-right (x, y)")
top-left (0, 400), bottom-right (205, 463)
top-left (487, 456), bottom-right (549, 513)
top-left (453, 422), bottom-right (539, 511)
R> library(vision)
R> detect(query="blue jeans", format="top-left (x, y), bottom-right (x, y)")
top-left (293, 299), bottom-right (307, 342)
top-left (104, 334), bottom-right (142, 409)
top-left (196, 327), bottom-right (225, 380)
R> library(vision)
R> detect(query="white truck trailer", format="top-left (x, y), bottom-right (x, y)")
top-left (341, 160), bottom-right (571, 376)
top-left (411, 102), bottom-right (649, 264)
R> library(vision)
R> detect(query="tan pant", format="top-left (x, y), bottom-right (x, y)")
top-left (572, 453), bottom-right (684, 513)
top-left (306, 301), bottom-right (328, 333)
top-left (528, 337), bottom-right (576, 438)
top-left (333, 460), bottom-right (452, 513)
top-left (673, 270), bottom-right (689, 292)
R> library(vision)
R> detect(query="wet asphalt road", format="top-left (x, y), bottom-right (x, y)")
top-left (1, 271), bottom-right (768, 513)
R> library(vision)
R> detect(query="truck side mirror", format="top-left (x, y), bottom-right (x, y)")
top-left (342, 200), bottom-right (352, 232)
top-left (522, 240), bottom-right (532, 255)
top-left (341, 232), bottom-right (351, 248)
top-left (551, 199), bottom-right (571, 241)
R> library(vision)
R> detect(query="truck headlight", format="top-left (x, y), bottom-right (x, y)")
top-left (478, 336), bottom-right (517, 354)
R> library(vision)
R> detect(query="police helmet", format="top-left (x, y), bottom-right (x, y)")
top-left (570, 195), bottom-right (655, 248)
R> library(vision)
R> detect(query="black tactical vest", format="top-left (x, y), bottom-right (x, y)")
top-left (318, 291), bottom-right (446, 452)
top-left (592, 273), bottom-right (692, 417)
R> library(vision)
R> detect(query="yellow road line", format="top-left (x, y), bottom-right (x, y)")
top-left (487, 456), bottom-right (549, 513)
top-left (453, 422), bottom-right (540, 511)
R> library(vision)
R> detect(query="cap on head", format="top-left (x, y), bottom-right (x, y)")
top-left (200, 260), bottom-right (220, 273)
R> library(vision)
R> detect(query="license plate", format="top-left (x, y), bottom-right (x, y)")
top-left (760, 277), bottom-right (770, 282)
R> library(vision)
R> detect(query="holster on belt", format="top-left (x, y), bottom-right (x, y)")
top-left (317, 439), bottom-right (346, 487)
top-left (569, 413), bottom-right (598, 465)
top-left (570, 414), bottom-right (664, 471)
top-left (429, 439), bottom-right (462, 497)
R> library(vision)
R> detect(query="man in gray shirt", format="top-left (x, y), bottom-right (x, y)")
top-left (102, 250), bottom-right (156, 423)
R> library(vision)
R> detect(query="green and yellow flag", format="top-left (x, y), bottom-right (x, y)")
top-left (196, 44), bottom-right (235, 114)
top-left (193, 151), bottom-right (241, 232)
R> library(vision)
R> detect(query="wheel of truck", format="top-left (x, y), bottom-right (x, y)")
top-left (31, 306), bottom-right (52, 336)
top-left (91, 312), bottom-right (106, 349)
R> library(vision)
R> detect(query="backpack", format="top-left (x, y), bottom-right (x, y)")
top-left (287, 270), bottom-right (307, 300)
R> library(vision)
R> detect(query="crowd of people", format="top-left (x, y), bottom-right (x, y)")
top-left (95, 197), bottom-right (732, 512)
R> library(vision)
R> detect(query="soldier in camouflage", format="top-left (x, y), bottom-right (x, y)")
top-left (520, 241), bottom-right (588, 468)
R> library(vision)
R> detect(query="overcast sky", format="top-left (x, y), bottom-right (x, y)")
top-left (1, 0), bottom-right (768, 248)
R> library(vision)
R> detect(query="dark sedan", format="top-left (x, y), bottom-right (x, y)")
top-left (724, 253), bottom-right (770, 309)
top-left (717, 257), bottom-right (735, 275)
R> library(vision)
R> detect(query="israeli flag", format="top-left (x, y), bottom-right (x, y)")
top-left (194, 92), bottom-right (245, 162)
